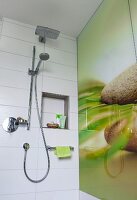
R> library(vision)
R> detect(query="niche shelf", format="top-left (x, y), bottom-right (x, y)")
top-left (41, 92), bottom-right (69, 130)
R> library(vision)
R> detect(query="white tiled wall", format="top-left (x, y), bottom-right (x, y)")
top-left (0, 18), bottom-right (79, 200)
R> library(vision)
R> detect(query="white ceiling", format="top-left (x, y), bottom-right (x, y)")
top-left (0, 0), bottom-right (102, 38)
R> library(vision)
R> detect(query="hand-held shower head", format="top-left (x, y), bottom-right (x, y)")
top-left (35, 53), bottom-right (50, 74)
top-left (39, 53), bottom-right (50, 61)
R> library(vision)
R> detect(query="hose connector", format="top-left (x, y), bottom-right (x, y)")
top-left (23, 143), bottom-right (30, 151)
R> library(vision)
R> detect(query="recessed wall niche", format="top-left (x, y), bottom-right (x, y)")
top-left (41, 92), bottom-right (69, 129)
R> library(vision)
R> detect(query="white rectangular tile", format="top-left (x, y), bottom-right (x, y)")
top-left (60, 33), bottom-right (76, 41)
top-left (36, 190), bottom-right (79, 200)
top-left (0, 126), bottom-right (39, 148)
top-left (0, 170), bottom-right (36, 195)
top-left (2, 21), bottom-right (76, 54)
top-left (42, 76), bottom-right (77, 97)
top-left (0, 67), bottom-right (42, 90)
top-left (31, 108), bottom-right (41, 128)
top-left (3, 18), bottom-right (35, 29)
top-left (0, 59), bottom-right (42, 91)
top-left (0, 105), bottom-right (27, 126)
top-left (0, 147), bottom-right (38, 170)
top-left (42, 97), bottom-right (64, 114)
top-left (69, 113), bottom-right (78, 130)
top-left (39, 129), bottom-right (78, 148)
top-left (37, 146), bottom-right (79, 169)
top-left (43, 61), bottom-right (77, 81)
top-left (36, 169), bottom-right (79, 192)
top-left (45, 36), bottom-right (77, 54)
top-left (0, 68), bottom-right (30, 89)
top-left (69, 96), bottom-right (78, 113)
top-left (0, 36), bottom-right (44, 58)
top-left (45, 47), bottom-right (77, 67)
top-left (0, 193), bottom-right (35, 200)
top-left (0, 86), bottom-right (42, 108)
top-left (0, 51), bottom-right (31, 72)
top-left (2, 21), bottom-right (37, 44)
top-left (42, 112), bottom-right (57, 127)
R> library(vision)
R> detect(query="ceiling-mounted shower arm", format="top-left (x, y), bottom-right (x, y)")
top-left (35, 26), bottom-right (60, 43)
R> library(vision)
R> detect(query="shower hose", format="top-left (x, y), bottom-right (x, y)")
top-left (23, 73), bottom-right (50, 183)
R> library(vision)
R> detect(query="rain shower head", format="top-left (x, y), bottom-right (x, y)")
top-left (35, 26), bottom-right (60, 43)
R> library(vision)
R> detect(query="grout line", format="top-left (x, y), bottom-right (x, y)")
top-left (31, 168), bottom-right (79, 171)
top-left (0, 67), bottom-right (28, 73)
top-left (0, 66), bottom-right (43, 77)
top-left (0, 65), bottom-right (77, 82)
top-left (0, 103), bottom-right (28, 108)
top-left (34, 189), bottom-right (79, 193)
top-left (0, 68), bottom-right (77, 84)
top-left (42, 74), bottom-right (77, 82)
top-left (3, 18), bottom-right (76, 41)
top-left (42, 111), bottom-right (78, 115)
top-left (0, 49), bottom-right (33, 59)
top-left (0, 168), bottom-right (38, 171)
top-left (0, 192), bottom-right (36, 197)
top-left (0, 124), bottom-right (43, 130)
top-left (0, 189), bottom-right (79, 197)
top-left (0, 103), bottom-right (78, 112)
top-left (0, 167), bottom-right (79, 171)
top-left (44, 61), bottom-right (77, 69)
top-left (0, 49), bottom-right (77, 68)
top-left (0, 146), bottom-right (39, 149)
top-left (36, 189), bottom-right (79, 193)
top-left (0, 84), bottom-right (42, 93)
top-left (1, 34), bottom-right (77, 55)
top-left (3, 18), bottom-right (36, 30)
top-left (0, 169), bottom-right (38, 171)
top-left (46, 60), bottom-right (77, 68)
top-left (0, 66), bottom-right (27, 73)
top-left (0, 84), bottom-right (29, 91)
top-left (0, 127), bottom-right (77, 130)
top-left (43, 75), bottom-right (77, 83)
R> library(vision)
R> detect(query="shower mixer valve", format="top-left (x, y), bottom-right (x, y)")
top-left (16, 117), bottom-right (28, 125)
top-left (2, 117), bottom-right (28, 133)
top-left (17, 117), bottom-right (27, 125)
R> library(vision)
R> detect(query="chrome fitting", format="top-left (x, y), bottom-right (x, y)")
top-left (23, 143), bottom-right (30, 151)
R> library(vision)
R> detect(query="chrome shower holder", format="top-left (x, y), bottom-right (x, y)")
top-left (28, 68), bottom-right (37, 76)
